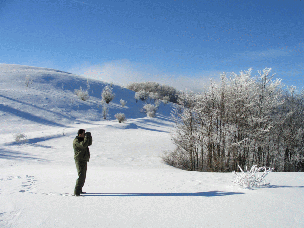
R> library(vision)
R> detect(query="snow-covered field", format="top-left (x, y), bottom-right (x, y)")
top-left (0, 64), bottom-right (303, 228)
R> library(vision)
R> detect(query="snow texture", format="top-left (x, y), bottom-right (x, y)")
top-left (0, 64), bottom-right (304, 228)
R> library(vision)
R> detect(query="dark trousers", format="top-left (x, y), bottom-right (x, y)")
top-left (74, 161), bottom-right (87, 195)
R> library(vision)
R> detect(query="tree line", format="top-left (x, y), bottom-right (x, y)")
top-left (164, 68), bottom-right (304, 172)
top-left (126, 82), bottom-right (179, 103)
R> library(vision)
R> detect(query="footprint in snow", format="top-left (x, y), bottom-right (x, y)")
top-left (19, 175), bottom-right (37, 193)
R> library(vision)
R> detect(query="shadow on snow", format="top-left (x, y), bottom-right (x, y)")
top-left (0, 94), bottom-right (76, 122)
top-left (5, 133), bottom-right (73, 149)
top-left (268, 185), bottom-right (304, 189)
top-left (82, 191), bottom-right (244, 197)
top-left (135, 125), bottom-right (169, 133)
top-left (0, 103), bottom-right (66, 127)
top-left (0, 148), bottom-right (48, 162)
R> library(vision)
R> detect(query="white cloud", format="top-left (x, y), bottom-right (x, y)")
top-left (69, 60), bottom-right (222, 92)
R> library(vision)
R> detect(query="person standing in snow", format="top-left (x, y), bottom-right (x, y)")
top-left (73, 129), bottom-right (92, 196)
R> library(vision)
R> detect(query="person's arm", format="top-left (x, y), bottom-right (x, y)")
top-left (88, 135), bottom-right (92, 146)
top-left (74, 137), bottom-right (90, 149)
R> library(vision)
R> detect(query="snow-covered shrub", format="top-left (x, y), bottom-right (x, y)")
top-left (233, 165), bottom-right (274, 189)
top-left (162, 150), bottom-right (191, 170)
top-left (74, 86), bottom-right (89, 101)
top-left (102, 86), bottom-right (115, 104)
top-left (120, 99), bottom-right (127, 107)
top-left (115, 113), bottom-right (126, 123)
top-left (162, 96), bottom-right (170, 104)
top-left (143, 104), bottom-right (157, 118)
top-left (149, 92), bottom-right (159, 102)
top-left (155, 99), bottom-right (161, 108)
top-left (135, 90), bottom-right (149, 102)
top-left (127, 82), bottom-right (179, 103)
top-left (15, 133), bottom-right (28, 143)
top-left (25, 75), bottom-right (33, 87)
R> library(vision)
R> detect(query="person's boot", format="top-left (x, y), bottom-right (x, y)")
top-left (74, 188), bottom-right (81, 196)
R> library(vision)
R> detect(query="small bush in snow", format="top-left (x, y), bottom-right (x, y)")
top-left (162, 96), bottom-right (170, 104)
top-left (15, 133), bottom-right (28, 143)
top-left (162, 149), bottom-right (191, 170)
top-left (115, 113), bottom-right (126, 123)
top-left (102, 85), bottom-right (115, 104)
top-left (74, 86), bottom-right (89, 101)
top-left (120, 99), bottom-right (127, 107)
top-left (143, 104), bottom-right (157, 118)
top-left (149, 92), bottom-right (159, 102)
top-left (155, 99), bottom-right (161, 108)
top-left (25, 75), bottom-right (33, 87)
top-left (233, 165), bottom-right (274, 189)
top-left (135, 90), bottom-right (149, 102)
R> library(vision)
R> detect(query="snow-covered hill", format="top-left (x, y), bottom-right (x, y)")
top-left (0, 64), bottom-right (172, 134)
top-left (0, 64), bottom-right (304, 228)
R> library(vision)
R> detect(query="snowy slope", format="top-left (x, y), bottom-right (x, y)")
top-left (0, 64), bottom-right (304, 228)
top-left (0, 64), bottom-right (172, 134)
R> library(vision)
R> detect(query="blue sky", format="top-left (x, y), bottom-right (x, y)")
top-left (0, 0), bottom-right (303, 91)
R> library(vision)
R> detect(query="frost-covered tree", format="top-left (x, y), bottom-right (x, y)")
top-left (102, 85), bottom-right (115, 104)
top-left (170, 92), bottom-right (198, 170)
top-left (74, 86), bottom-right (89, 101)
top-left (135, 90), bottom-right (149, 102)
top-left (162, 96), bottom-right (170, 104)
top-left (274, 87), bottom-right (304, 171)
top-left (165, 68), bottom-right (303, 172)
top-left (102, 104), bottom-right (109, 120)
top-left (127, 81), bottom-right (179, 103)
top-left (149, 92), bottom-right (160, 103)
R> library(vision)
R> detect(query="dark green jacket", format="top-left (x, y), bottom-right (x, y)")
top-left (73, 135), bottom-right (92, 162)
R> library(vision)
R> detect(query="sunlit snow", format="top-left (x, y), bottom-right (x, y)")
top-left (0, 64), bottom-right (303, 228)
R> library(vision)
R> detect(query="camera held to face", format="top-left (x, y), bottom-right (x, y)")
top-left (85, 132), bottom-right (91, 137)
